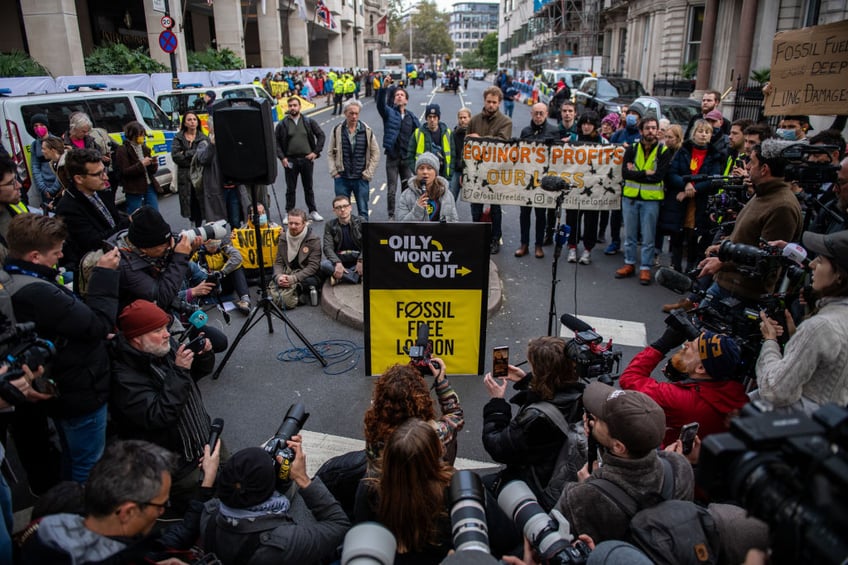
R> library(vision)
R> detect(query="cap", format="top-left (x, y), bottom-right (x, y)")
top-left (415, 152), bottom-right (440, 172)
top-left (583, 382), bottom-right (666, 455)
top-left (118, 300), bottom-right (170, 339)
top-left (698, 331), bottom-right (741, 379)
top-left (803, 230), bottom-right (848, 272)
top-left (128, 206), bottom-right (172, 248)
top-left (704, 110), bottom-right (723, 122)
top-left (218, 447), bottom-right (276, 509)
top-left (425, 103), bottom-right (441, 118)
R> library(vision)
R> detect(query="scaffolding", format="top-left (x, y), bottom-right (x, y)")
top-left (530, 0), bottom-right (600, 71)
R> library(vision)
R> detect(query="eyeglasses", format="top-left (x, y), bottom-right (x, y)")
top-left (0, 178), bottom-right (19, 190)
top-left (136, 498), bottom-right (171, 510)
top-left (84, 169), bottom-right (108, 177)
top-left (333, 203), bottom-right (351, 210)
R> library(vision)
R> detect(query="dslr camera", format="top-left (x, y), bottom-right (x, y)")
top-left (264, 403), bottom-right (309, 488)
top-left (405, 321), bottom-right (440, 377)
top-left (0, 315), bottom-right (58, 404)
top-left (560, 314), bottom-right (621, 384)
top-left (176, 219), bottom-right (230, 243)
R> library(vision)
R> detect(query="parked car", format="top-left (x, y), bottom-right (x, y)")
top-left (472, 70), bottom-right (486, 80)
top-left (628, 96), bottom-right (701, 127)
top-left (574, 77), bottom-right (648, 116)
top-left (543, 69), bottom-right (591, 115)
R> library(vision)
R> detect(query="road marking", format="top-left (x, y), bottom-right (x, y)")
top-left (300, 430), bottom-right (498, 476)
top-left (561, 316), bottom-right (647, 347)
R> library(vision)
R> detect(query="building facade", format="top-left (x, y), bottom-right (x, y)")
top-left (449, 2), bottom-right (499, 60)
top-left (4, 0), bottom-right (389, 77)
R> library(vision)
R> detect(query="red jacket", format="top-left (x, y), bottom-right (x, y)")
top-left (619, 347), bottom-right (749, 447)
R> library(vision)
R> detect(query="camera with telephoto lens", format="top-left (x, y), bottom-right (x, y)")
top-left (0, 315), bottom-right (58, 404)
top-left (498, 480), bottom-right (591, 565)
top-left (405, 321), bottom-right (439, 377)
top-left (697, 402), bottom-right (848, 565)
top-left (341, 523), bottom-right (397, 565)
top-left (560, 314), bottom-right (621, 385)
top-left (449, 471), bottom-right (492, 554)
top-left (177, 219), bottom-right (230, 243)
top-left (264, 403), bottom-right (309, 488)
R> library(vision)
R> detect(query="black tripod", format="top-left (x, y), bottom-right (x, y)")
top-left (546, 187), bottom-right (573, 336)
top-left (212, 184), bottom-right (327, 379)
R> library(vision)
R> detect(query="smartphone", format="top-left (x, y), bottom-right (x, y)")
top-left (186, 335), bottom-right (207, 354)
top-left (101, 240), bottom-right (116, 252)
top-left (492, 346), bottom-right (509, 378)
top-left (679, 422), bottom-right (699, 455)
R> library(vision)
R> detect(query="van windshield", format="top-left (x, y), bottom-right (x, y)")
top-left (134, 96), bottom-right (172, 130)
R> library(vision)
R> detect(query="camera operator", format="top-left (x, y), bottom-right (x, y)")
top-left (619, 327), bottom-right (748, 446)
top-left (756, 230), bottom-right (848, 413)
top-left (19, 439), bottom-right (220, 564)
top-left (109, 299), bottom-right (218, 515)
top-left (698, 139), bottom-right (803, 303)
top-left (110, 206), bottom-right (228, 352)
top-left (482, 337), bottom-right (585, 508)
top-left (200, 440), bottom-right (350, 565)
top-left (554, 382), bottom-right (694, 543)
top-left (193, 238), bottom-right (252, 314)
top-left (4, 214), bottom-right (120, 483)
top-left (809, 153), bottom-right (847, 236)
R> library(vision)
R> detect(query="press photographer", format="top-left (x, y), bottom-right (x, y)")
top-left (755, 230), bottom-right (848, 413)
top-left (482, 336), bottom-right (586, 510)
top-left (619, 323), bottom-right (748, 447)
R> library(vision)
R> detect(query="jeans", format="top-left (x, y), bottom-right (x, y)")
top-left (519, 206), bottom-right (547, 246)
top-left (284, 157), bottom-right (317, 213)
top-left (503, 100), bottom-right (515, 117)
top-left (471, 203), bottom-right (502, 241)
top-left (320, 259), bottom-right (360, 284)
top-left (335, 177), bottom-right (370, 219)
top-left (386, 155), bottom-right (413, 218)
top-left (222, 267), bottom-right (250, 299)
top-left (55, 403), bottom-right (107, 482)
top-left (449, 170), bottom-right (462, 201)
top-left (125, 184), bottom-right (159, 215)
top-left (225, 188), bottom-right (242, 228)
top-left (622, 197), bottom-right (660, 270)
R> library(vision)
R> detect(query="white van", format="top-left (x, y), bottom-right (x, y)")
top-left (0, 88), bottom-right (177, 205)
top-left (156, 83), bottom-right (278, 131)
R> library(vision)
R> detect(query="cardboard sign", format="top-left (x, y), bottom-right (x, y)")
top-left (765, 19), bottom-right (848, 116)
top-left (461, 138), bottom-right (625, 211)
top-left (363, 222), bottom-right (491, 376)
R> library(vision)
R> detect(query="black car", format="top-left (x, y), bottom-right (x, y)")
top-left (574, 77), bottom-right (647, 117)
top-left (628, 96), bottom-right (701, 127)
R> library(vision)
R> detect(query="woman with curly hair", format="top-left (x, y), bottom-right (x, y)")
top-left (363, 359), bottom-right (463, 466)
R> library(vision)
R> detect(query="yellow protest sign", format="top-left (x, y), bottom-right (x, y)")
top-left (231, 226), bottom-right (281, 269)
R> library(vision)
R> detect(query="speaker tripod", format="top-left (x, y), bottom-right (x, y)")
top-left (212, 184), bottom-right (327, 379)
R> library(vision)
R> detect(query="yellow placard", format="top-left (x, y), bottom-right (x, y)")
top-left (368, 289), bottom-right (483, 376)
top-left (231, 226), bottom-right (282, 269)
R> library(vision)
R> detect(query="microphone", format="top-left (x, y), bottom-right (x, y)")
top-left (655, 267), bottom-right (694, 294)
top-left (552, 223), bottom-right (571, 259)
top-left (681, 174), bottom-right (726, 182)
top-left (540, 175), bottom-right (569, 192)
top-left (560, 313), bottom-right (593, 333)
top-left (207, 418), bottom-right (224, 454)
top-left (783, 242), bottom-right (809, 266)
top-left (188, 310), bottom-right (208, 330)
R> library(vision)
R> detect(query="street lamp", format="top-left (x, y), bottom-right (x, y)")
top-left (504, 14), bottom-right (511, 73)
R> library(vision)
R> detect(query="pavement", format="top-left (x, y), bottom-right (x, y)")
top-left (321, 260), bottom-right (504, 330)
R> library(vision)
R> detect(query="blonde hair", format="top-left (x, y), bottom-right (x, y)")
top-left (457, 108), bottom-right (471, 119)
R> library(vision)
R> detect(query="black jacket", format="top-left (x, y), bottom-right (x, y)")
top-left (55, 185), bottom-right (127, 272)
top-left (5, 260), bottom-right (119, 418)
top-left (322, 216), bottom-right (363, 266)
top-left (110, 230), bottom-right (191, 310)
top-left (663, 140), bottom-right (723, 232)
top-left (482, 376), bottom-right (585, 494)
top-left (519, 121), bottom-right (560, 142)
top-left (275, 115), bottom-right (326, 159)
top-left (171, 129), bottom-right (210, 219)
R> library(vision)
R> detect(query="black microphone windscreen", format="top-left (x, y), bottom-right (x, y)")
top-left (540, 175), bottom-right (568, 192)
top-left (560, 313), bottom-right (592, 332)
top-left (655, 267), bottom-right (694, 294)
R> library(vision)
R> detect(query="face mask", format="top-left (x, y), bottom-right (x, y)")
top-left (625, 114), bottom-right (637, 127)
top-left (776, 128), bottom-right (797, 141)
top-left (135, 136), bottom-right (145, 145)
top-left (34, 126), bottom-right (48, 138)
top-left (259, 214), bottom-right (268, 226)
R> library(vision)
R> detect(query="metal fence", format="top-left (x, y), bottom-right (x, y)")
top-left (731, 76), bottom-right (779, 127)
top-left (651, 72), bottom-right (695, 97)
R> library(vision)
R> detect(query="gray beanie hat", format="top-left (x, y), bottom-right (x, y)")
top-left (415, 151), bottom-right (439, 172)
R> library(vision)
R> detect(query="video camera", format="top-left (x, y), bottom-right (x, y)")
top-left (405, 321), bottom-right (440, 377)
top-left (560, 314), bottom-right (621, 384)
top-left (782, 143), bottom-right (841, 188)
top-left (0, 315), bottom-right (57, 404)
top-left (698, 403), bottom-right (848, 565)
top-left (264, 403), bottom-right (309, 489)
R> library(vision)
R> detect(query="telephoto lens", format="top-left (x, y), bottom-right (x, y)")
top-left (179, 219), bottom-right (230, 242)
top-left (449, 470), bottom-right (491, 553)
top-left (341, 522), bottom-right (396, 565)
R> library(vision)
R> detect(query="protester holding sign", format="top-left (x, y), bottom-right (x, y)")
top-left (397, 152), bottom-right (458, 223)
top-left (566, 112), bottom-right (609, 266)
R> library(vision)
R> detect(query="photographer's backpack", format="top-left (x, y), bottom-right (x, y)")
top-left (587, 457), bottom-right (721, 565)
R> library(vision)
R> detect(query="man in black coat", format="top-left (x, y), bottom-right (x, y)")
top-left (4, 214), bottom-right (121, 483)
top-left (56, 148), bottom-right (127, 285)
top-left (276, 97), bottom-right (327, 223)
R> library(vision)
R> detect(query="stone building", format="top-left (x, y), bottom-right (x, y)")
top-left (449, 2), bottom-right (499, 60)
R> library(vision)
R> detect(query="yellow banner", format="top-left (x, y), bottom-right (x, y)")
top-left (231, 226), bottom-right (282, 269)
top-left (368, 289), bottom-right (484, 376)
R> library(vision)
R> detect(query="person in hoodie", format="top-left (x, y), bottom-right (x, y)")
top-left (397, 152), bottom-right (458, 222)
top-left (609, 107), bottom-right (642, 146)
top-left (619, 325), bottom-right (749, 447)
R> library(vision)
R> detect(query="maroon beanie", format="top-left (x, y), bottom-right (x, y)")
top-left (118, 300), bottom-right (170, 339)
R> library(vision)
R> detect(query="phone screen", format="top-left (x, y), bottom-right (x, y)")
top-left (493, 346), bottom-right (509, 378)
top-left (679, 422), bottom-right (699, 455)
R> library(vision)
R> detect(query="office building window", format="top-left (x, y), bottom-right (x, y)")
top-left (686, 6), bottom-right (704, 64)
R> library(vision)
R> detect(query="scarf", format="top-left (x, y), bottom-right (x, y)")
top-left (218, 492), bottom-right (291, 524)
top-left (286, 228), bottom-right (308, 264)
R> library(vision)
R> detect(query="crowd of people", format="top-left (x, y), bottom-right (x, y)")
top-left (0, 65), bottom-right (845, 564)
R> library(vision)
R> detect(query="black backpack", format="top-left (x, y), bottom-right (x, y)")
top-left (587, 458), bottom-right (721, 565)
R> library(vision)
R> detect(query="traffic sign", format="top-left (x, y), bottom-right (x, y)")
top-left (152, 0), bottom-right (166, 12)
top-left (159, 30), bottom-right (178, 54)
top-left (160, 15), bottom-right (174, 29)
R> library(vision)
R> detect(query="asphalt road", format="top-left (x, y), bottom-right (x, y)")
top-left (148, 78), bottom-right (682, 465)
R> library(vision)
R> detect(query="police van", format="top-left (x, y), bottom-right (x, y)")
top-left (0, 87), bottom-right (177, 204)
top-left (156, 83), bottom-right (278, 131)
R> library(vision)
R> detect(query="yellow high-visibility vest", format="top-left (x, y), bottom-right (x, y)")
top-left (414, 128), bottom-right (453, 177)
top-left (622, 143), bottom-right (666, 201)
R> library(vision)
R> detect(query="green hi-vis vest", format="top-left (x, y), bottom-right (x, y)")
top-left (622, 143), bottom-right (666, 201)
top-left (414, 128), bottom-right (453, 177)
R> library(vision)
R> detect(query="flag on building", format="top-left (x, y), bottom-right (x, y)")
top-left (295, 0), bottom-right (308, 21)
top-left (376, 14), bottom-right (388, 35)
top-left (316, 0), bottom-right (337, 30)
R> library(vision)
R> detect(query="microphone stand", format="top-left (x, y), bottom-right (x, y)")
top-left (547, 189), bottom-right (572, 336)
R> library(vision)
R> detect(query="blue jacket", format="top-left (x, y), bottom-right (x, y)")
top-left (376, 87), bottom-right (420, 158)
top-left (610, 125), bottom-right (640, 145)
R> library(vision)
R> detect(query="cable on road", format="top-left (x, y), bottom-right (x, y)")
top-left (276, 339), bottom-right (363, 375)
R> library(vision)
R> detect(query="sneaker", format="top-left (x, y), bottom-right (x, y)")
top-left (567, 248), bottom-right (577, 263)
top-left (329, 275), bottom-right (338, 286)
top-left (309, 211), bottom-right (324, 222)
top-left (282, 214), bottom-right (289, 225)
top-left (490, 241), bottom-right (500, 255)
top-left (615, 264), bottom-right (635, 278)
top-left (604, 242), bottom-right (620, 255)
top-left (579, 249), bottom-right (591, 264)
top-left (309, 285), bottom-right (319, 307)
top-left (235, 299), bottom-right (251, 315)
top-left (639, 269), bottom-right (652, 285)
